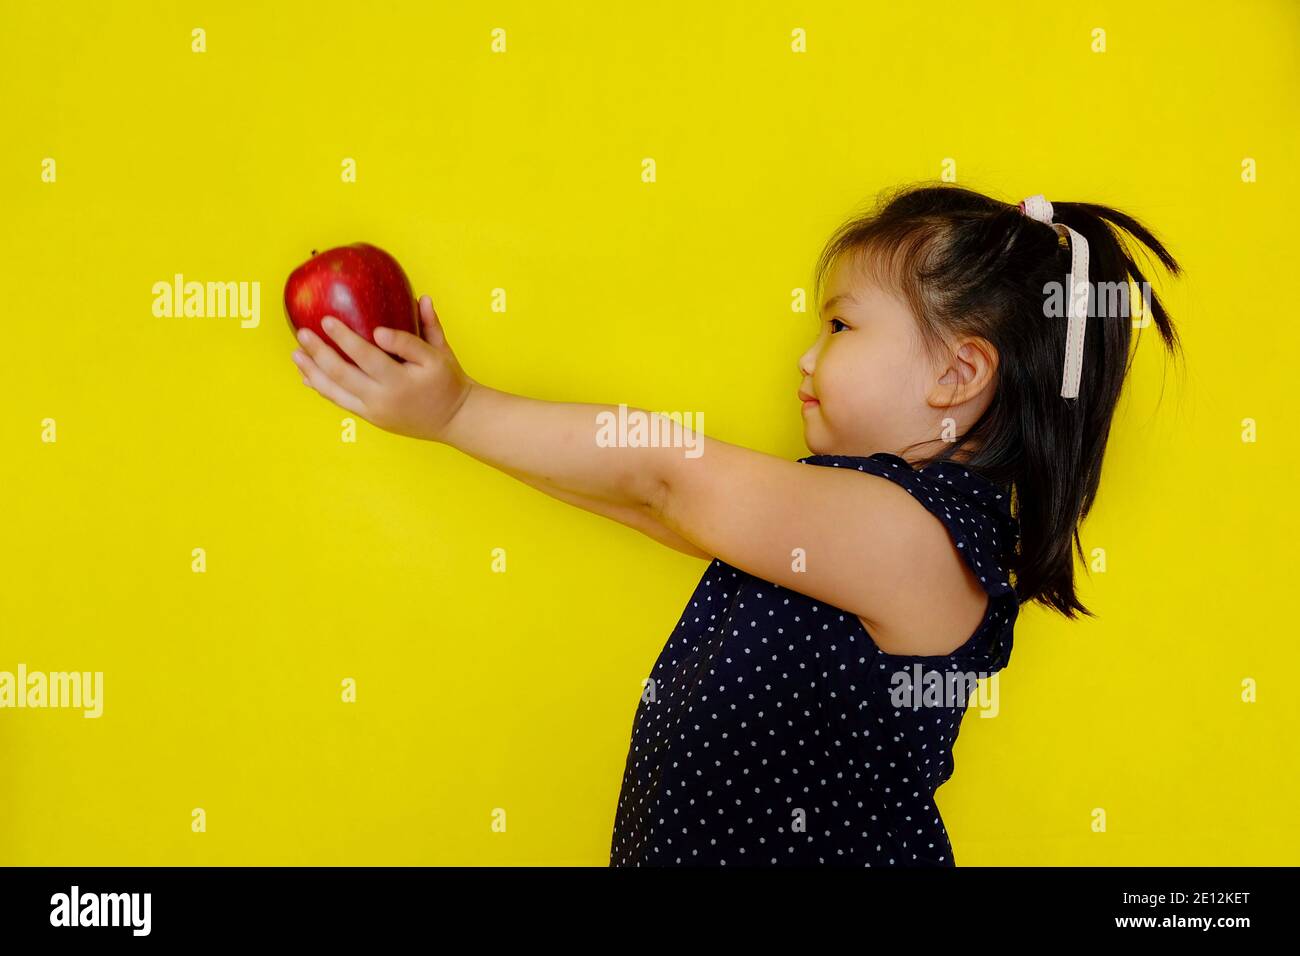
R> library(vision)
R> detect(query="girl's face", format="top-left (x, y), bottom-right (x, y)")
top-left (797, 252), bottom-right (993, 460)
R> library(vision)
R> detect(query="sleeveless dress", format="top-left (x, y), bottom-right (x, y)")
top-left (609, 451), bottom-right (1020, 866)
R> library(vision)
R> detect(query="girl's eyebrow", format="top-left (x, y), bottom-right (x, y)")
top-left (820, 293), bottom-right (858, 315)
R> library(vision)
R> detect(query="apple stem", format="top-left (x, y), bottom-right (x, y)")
top-left (310, 250), bottom-right (318, 256)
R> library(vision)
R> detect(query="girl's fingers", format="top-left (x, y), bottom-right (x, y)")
top-left (318, 316), bottom-right (396, 382)
top-left (374, 326), bottom-right (434, 366)
top-left (296, 325), bottom-right (377, 398)
top-left (292, 348), bottom-right (368, 416)
top-left (418, 295), bottom-right (446, 348)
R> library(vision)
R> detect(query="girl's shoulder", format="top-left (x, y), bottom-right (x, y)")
top-left (796, 452), bottom-right (1019, 661)
top-left (796, 451), bottom-right (1017, 560)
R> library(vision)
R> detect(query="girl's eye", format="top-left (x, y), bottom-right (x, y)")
top-left (829, 318), bottom-right (848, 334)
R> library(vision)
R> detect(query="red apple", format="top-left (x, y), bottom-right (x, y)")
top-left (284, 243), bottom-right (420, 366)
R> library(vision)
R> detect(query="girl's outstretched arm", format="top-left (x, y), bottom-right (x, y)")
top-left (437, 384), bottom-right (665, 517)
top-left (444, 391), bottom-right (710, 559)
top-left (290, 296), bottom-right (708, 559)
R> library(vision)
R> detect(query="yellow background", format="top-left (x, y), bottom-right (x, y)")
top-left (1, 0), bottom-right (1296, 865)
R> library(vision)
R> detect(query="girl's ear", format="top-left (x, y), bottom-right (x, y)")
top-left (932, 340), bottom-right (997, 403)
top-left (934, 342), bottom-right (973, 387)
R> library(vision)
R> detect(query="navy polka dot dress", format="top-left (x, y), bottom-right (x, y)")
top-left (609, 452), bottom-right (1020, 866)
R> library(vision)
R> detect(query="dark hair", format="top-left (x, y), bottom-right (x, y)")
top-left (812, 181), bottom-right (1184, 619)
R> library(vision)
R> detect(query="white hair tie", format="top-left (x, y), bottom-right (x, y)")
top-left (1018, 194), bottom-right (1090, 399)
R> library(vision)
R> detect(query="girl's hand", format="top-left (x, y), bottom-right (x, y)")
top-left (291, 294), bottom-right (475, 443)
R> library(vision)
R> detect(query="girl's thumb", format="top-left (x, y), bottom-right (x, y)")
top-left (418, 295), bottom-right (446, 349)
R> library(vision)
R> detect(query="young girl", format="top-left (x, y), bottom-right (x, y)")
top-left (289, 182), bottom-right (1183, 867)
